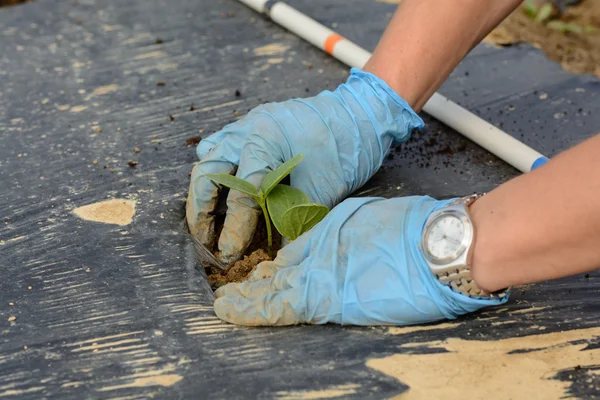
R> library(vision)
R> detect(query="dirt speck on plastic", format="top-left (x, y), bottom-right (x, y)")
top-left (186, 136), bottom-right (202, 146)
top-left (0, 0), bottom-right (30, 7)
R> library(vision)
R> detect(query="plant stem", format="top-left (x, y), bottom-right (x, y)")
top-left (259, 199), bottom-right (273, 249)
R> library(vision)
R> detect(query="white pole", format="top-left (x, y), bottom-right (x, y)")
top-left (237, 0), bottom-right (549, 173)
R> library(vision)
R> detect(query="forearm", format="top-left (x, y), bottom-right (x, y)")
top-left (364, 0), bottom-right (522, 111)
top-left (471, 134), bottom-right (600, 292)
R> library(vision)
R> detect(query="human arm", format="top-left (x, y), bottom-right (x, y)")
top-left (213, 134), bottom-right (600, 326)
top-left (362, 0), bottom-right (600, 292)
top-left (471, 133), bottom-right (600, 292)
top-left (364, 0), bottom-right (523, 111)
top-left (187, 0), bottom-right (524, 264)
top-left (186, 0), bottom-right (518, 264)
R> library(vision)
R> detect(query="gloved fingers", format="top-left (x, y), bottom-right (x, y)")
top-left (186, 156), bottom-right (236, 248)
top-left (248, 260), bottom-right (286, 281)
top-left (216, 187), bottom-right (262, 265)
top-left (214, 285), bottom-right (307, 326)
top-left (215, 263), bottom-right (304, 298)
top-left (273, 227), bottom-right (312, 263)
top-left (195, 120), bottom-right (245, 159)
top-left (247, 231), bottom-right (311, 281)
top-left (217, 143), bottom-right (280, 264)
top-left (195, 130), bottom-right (227, 158)
top-left (248, 259), bottom-right (285, 282)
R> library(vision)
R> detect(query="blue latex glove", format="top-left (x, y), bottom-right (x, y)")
top-left (186, 68), bottom-right (423, 264)
top-left (214, 196), bottom-right (507, 326)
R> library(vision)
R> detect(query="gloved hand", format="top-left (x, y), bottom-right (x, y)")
top-left (213, 196), bottom-right (507, 326)
top-left (187, 68), bottom-right (423, 264)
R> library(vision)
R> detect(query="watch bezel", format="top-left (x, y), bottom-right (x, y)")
top-left (422, 208), bottom-right (474, 267)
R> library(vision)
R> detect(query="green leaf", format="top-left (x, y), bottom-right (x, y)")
top-left (563, 23), bottom-right (584, 34)
top-left (534, 3), bottom-right (553, 24)
top-left (523, 0), bottom-right (538, 19)
top-left (280, 204), bottom-right (329, 241)
top-left (260, 154), bottom-right (304, 196)
top-left (266, 185), bottom-right (310, 237)
top-left (547, 20), bottom-right (566, 32)
top-left (547, 20), bottom-right (583, 34)
top-left (205, 174), bottom-right (259, 198)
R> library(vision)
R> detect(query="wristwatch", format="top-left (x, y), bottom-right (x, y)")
top-left (421, 194), bottom-right (508, 298)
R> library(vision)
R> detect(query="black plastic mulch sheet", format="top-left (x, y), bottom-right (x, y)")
top-left (0, 0), bottom-right (599, 398)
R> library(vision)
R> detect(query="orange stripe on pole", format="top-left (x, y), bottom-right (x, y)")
top-left (324, 33), bottom-right (343, 55)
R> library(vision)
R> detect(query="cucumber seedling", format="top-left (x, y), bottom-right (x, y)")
top-left (524, 1), bottom-right (554, 24)
top-left (205, 154), bottom-right (329, 249)
top-left (523, 1), bottom-right (595, 33)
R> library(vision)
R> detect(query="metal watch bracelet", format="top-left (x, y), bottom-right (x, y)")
top-left (437, 194), bottom-right (510, 299)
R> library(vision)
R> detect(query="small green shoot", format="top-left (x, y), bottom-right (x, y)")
top-left (524, 1), bottom-right (554, 23)
top-left (547, 20), bottom-right (585, 34)
top-left (534, 3), bottom-right (554, 24)
top-left (524, 0), bottom-right (539, 19)
top-left (260, 155), bottom-right (304, 197)
top-left (523, 1), bottom-right (592, 35)
top-left (205, 154), bottom-right (329, 249)
top-left (203, 174), bottom-right (258, 197)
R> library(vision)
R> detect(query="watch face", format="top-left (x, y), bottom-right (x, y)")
top-left (424, 214), bottom-right (467, 264)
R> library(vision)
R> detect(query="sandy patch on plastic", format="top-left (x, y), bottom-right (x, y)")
top-left (73, 199), bottom-right (136, 225)
top-left (275, 384), bottom-right (360, 399)
top-left (368, 327), bottom-right (600, 400)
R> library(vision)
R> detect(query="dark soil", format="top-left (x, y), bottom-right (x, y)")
top-left (204, 200), bottom-right (282, 289)
top-left (207, 249), bottom-right (271, 286)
